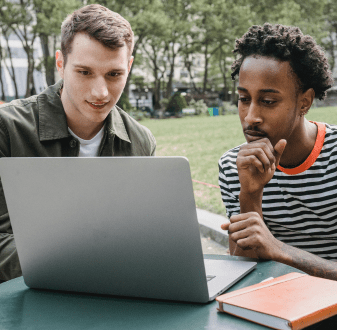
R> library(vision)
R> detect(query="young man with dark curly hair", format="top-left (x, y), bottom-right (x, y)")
top-left (219, 23), bottom-right (337, 280)
top-left (0, 4), bottom-right (156, 282)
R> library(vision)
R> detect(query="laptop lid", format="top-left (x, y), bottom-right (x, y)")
top-left (0, 157), bottom-right (255, 303)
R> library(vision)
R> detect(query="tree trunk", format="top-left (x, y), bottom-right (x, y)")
top-left (203, 43), bottom-right (208, 93)
top-left (153, 72), bottom-right (161, 110)
top-left (125, 35), bottom-right (143, 97)
top-left (0, 48), bottom-right (5, 100)
top-left (3, 33), bottom-right (19, 98)
top-left (165, 60), bottom-right (175, 99)
top-left (40, 33), bottom-right (55, 86)
top-left (25, 48), bottom-right (35, 97)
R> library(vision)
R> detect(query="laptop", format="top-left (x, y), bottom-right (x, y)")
top-left (0, 157), bottom-right (256, 303)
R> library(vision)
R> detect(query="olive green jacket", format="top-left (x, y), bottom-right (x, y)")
top-left (0, 80), bottom-right (156, 282)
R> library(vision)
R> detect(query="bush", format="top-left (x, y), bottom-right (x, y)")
top-left (166, 93), bottom-right (187, 114)
top-left (188, 99), bottom-right (208, 115)
top-left (221, 102), bottom-right (238, 115)
top-left (129, 110), bottom-right (151, 121)
top-left (160, 98), bottom-right (169, 109)
top-left (117, 92), bottom-right (134, 112)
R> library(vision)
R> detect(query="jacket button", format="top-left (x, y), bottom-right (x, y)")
top-left (69, 139), bottom-right (77, 148)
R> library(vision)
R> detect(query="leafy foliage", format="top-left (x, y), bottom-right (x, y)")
top-left (116, 92), bottom-right (135, 112)
top-left (188, 99), bottom-right (208, 115)
top-left (0, 0), bottom-right (335, 103)
top-left (166, 93), bottom-right (187, 114)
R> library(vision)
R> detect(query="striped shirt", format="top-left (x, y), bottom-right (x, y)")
top-left (218, 122), bottom-right (337, 260)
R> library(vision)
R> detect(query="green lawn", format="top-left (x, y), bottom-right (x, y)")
top-left (141, 106), bottom-right (337, 216)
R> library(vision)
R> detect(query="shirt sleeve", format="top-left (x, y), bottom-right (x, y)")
top-left (0, 116), bottom-right (22, 281)
top-left (150, 133), bottom-right (156, 156)
top-left (218, 157), bottom-right (240, 219)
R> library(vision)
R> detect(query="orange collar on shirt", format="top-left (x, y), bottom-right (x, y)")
top-left (277, 121), bottom-right (326, 175)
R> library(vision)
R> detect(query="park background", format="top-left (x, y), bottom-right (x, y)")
top-left (0, 0), bottom-right (337, 217)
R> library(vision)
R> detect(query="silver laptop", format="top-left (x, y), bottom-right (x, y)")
top-left (0, 157), bottom-right (256, 303)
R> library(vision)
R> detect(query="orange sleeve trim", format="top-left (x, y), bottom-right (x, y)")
top-left (277, 122), bottom-right (326, 175)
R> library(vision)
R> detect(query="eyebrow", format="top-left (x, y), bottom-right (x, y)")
top-left (73, 64), bottom-right (126, 72)
top-left (237, 86), bottom-right (280, 94)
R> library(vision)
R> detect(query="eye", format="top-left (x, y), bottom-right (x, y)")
top-left (108, 72), bottom-right (120, 77)
top-left (262, 100), bottom-right (276, 105)
top-left (238, 97), bottom-right (249, 103)
top-left (79, 71), bottom-right (90, 76)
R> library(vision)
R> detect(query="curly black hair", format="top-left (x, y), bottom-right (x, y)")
top-left (231, 23), bottom-right (334, 100)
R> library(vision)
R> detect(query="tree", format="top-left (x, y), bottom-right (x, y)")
top-left (0, 26), bottom-right (19, 99)
top-left (160, 0), bottom-right (193, 98)
top-left (139, 5), bottom-right (171, 109)
top-left (0, 0), bottom-right (39, 97)
top-left (322, 0), bottom-right (337, 73)
top-left (34, 0), bottom-right (80, 86)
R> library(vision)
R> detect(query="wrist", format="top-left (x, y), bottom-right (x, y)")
top-left (272, 240), bottom-right (293, 264)
top-left (239, 189), bottom-right (263, 204)
top-left (239, 190), bottom-right (263, 215)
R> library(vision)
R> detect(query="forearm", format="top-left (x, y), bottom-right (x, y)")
top-left (0, 234), bottom-right (22, 281)
top-left (276, 242), bottom-right (337, 280)
top-left (239, 190), bottom-right (263, 217)
top-left (229, 190), bottom-right (263, 258)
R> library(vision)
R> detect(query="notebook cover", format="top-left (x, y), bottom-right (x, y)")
top-left (216, 272), bottom-right (337, 330)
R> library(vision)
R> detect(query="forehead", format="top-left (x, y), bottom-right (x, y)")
top-left (239, 56), bottom-right (298, 94)
top-left (67, 32), bottom-right (129, 69)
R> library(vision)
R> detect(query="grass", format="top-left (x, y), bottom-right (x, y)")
top-left (141, 106), bottom-right (337, 216)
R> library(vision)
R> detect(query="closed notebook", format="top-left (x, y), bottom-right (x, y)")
top-left (216, 272), bottom-right (337, 330)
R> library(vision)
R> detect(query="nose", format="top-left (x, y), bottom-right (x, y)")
top-left (244, 102), bottom-right (263, 126)
top-left (91, 77), bottom-right (109, 100)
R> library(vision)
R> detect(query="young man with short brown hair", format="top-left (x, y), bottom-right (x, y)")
top-left (0, 4), bottom-right (155, 282)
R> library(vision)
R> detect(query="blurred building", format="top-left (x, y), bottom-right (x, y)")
top-left (0, 33), bottom-right (47, 102)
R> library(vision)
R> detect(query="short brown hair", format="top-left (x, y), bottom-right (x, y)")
top-left (61, 4), bottom-right (134, 66)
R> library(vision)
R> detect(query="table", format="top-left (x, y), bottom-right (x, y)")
top-left (0, 255), bottom-right (336, 330)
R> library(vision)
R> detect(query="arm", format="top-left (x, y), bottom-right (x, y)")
top-left (0, 118), bottom-right (22, 281)
top-left (222, 138), bottom-right (285, 258)
top-left (225, 211), bottom-right (337, 280)
top-left (221, 138), bottom-right (337, 280)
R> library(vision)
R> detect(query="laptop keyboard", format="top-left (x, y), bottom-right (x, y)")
top-left (206, 275), bottom-right (216, 282)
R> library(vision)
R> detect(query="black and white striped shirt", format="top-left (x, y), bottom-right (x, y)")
top-left (218, 122), bottom-right (337, 260)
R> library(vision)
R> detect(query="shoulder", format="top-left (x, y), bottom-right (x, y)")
top-left (320, 122), bottom-right (337, 153)
top-left (0, 95), bottom-right (38, 118)
top-left (218, 144), bottom-right (244, 172)
top-left (0, 96), bottom-right (38, 131)
top-left (324, 123), bottom-right (337, 141)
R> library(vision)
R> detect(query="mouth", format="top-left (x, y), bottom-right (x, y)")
top-left (243, 129), bottom-right (267, 141)
top-left (86, 101), bottom-right (109, 110)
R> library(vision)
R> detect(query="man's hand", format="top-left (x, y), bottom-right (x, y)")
top-left (237, 138), bottom-right (287, 194)
top-left (221, 212), bottom-right (284, 260)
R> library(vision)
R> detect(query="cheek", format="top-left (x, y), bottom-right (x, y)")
top-left (238, 106), bottom-right (247, 124)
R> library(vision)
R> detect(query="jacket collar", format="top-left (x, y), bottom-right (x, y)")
top-left (38, 80), bottom-right (131, 143)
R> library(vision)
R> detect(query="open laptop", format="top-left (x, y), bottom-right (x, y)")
top-left (0, 157), bottom-right (256, 303)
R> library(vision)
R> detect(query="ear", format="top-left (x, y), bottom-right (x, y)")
top-left (56, 50), bottom-right (65, 79)
top-left (299, 88), bottom-right (315, 116)
top-left (127, 56), bottom-right (134, 74)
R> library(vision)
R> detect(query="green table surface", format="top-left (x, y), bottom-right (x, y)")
top-left (1, 255), bottom-right (336, 330)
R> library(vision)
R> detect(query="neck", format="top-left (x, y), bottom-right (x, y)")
top-left (279, 119), bottom-right (318, 168)
top-left (67, 120), bottom-right (104, 140)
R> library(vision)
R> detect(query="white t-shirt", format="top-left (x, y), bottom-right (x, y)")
top-left (68, 126), bottom-right (105, 157)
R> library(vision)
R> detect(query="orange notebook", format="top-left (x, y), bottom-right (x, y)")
top-left (216, 272), bottom-right (337, 330)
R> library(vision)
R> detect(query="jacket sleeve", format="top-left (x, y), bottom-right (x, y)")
top-left (0, 116), bottom-right (22, 282)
